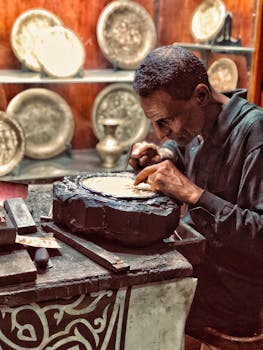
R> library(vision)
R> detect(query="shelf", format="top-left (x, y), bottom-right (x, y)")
top-left (0, 149), bottom-right (129, 183)
top-left (0, 69), bottom-right (135, 84)
top-left (175, 42), bottom-right (254, 55)
top-left (175, 42), bottom-right (255, 70)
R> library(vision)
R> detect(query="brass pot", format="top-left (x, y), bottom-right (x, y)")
top-left (96, 118), bottom-right (123, 168)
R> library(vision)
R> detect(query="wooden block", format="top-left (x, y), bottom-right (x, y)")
top-left (4, 197), bottom-right (37, 234)
top-left (42, 222), bottom-right (130, 273)
top-left (0, 207), bottom-right (16, 245)
top-left (0, 249), bottom-right (37, 286)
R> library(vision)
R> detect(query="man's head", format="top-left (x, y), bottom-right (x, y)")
top-left (133, 45), bottom-right (211, 99)
top-left (133, 45), bottom-right (214, 146)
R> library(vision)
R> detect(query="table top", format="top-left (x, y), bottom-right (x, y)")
top-left (0, 232), bottom-right (193, 306)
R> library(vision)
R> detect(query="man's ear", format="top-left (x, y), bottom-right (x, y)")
top-left (192, 84), bottom-right (210, 106)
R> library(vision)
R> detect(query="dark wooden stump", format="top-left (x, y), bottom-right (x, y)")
top-left (52, 172), bottom-right (180, 247)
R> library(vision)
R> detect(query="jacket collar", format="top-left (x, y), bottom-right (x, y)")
top-left (209, 89), bottom-right (250, 146)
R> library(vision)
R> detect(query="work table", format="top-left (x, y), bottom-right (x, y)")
top-left (0, 182), bottom-right (199, 350)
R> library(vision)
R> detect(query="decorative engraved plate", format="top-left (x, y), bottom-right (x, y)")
top-left (81, 173), bottom-right (156, 198)
top-left (191, 0), bottom-right (226, 43)
top-left (10, 9), bottom-right (63, 72)
top-left (208, 57), bottom-right (238, 92)
top-left (97, 0), bottom-right (157, 69)
top-left (35, 26), bottom-right (86, 78)
top-left (7, 88), bottom-right (74, 160)
top-left (0, 111), bottom-right (25, 176)
top-left (92, 83), bottom-right (150, 150)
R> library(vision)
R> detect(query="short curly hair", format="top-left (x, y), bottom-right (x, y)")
top-left (133, 45), bottom-right (211, 100)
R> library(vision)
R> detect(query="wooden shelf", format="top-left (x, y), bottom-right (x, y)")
top-left (0, 69), bottom-right (135, 84)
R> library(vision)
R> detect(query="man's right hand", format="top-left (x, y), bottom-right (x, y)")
top-left (129, 141), bottom-right (173, 171)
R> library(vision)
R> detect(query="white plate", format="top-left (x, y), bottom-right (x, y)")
top-left (0, 111), bottom-right (25, 176)
top-left (207, 57), bottom-right (238, 92)
top-left (191, 0), bottom-right (226, 43)
top-left (91, 83), bottom-right (150, 150)
top-left (35, 26), bottom-right (85, 78)
top-left (10, 8), bottom-right (63, 72)
top-left (81, 173), bottom-right (156, 199)
top-left (97, 0), bottom-right (157, 69)
top-left (7, 88), bottom-right (74, 159)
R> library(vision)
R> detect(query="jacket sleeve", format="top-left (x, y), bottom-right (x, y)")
top-left (189, 147), bottom-right (263, 261)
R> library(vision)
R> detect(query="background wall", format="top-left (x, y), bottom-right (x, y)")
top-left (0, 0), bottom-right (257, 149)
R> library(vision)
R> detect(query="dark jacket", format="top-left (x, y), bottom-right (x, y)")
top-left (163, 90), bottom-right (263, 335)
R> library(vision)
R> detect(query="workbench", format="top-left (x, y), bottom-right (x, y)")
top-left (0, 184), bottom-right (198, 350)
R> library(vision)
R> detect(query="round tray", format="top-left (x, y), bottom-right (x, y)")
top-left (10, 8), bottom-right (63, 72)
top-left (34, 26), bottom-right (85, 78)
top-left (0, 111), bottom-right (25, 176)
top-left (81, 172), bottom-right (157, 199)
top-left (97, 0), bottom-right (157, 69)
top-left (91, 83), bottom-right (150, 150)
top-left (7, 88), bottom-right (74, 159)
top-left (207, 57), bottom-right (238, 92)
top-left (191, 0), bottom-right (226, 43)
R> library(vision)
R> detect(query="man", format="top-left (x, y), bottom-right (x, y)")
top-left (130, 45), bottom-right (263, 338)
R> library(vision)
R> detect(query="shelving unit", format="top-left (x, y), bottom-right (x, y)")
top-left (174, 42), bottom-right (254, 70)
top-left (0, 69), bottom-right (135, 84)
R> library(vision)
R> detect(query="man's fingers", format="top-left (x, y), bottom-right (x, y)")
top-left (131, 142), bottom-right (157, 158)
top-left (134, 164), bottom-right (159, 185)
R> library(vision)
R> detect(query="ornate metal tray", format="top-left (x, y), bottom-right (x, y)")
top-left (91, 83), bottom-right (150, 150)
top-left (207, 57), bottom-right (238, 92)
top-left (10, 8), bottom-right (63, 72)
top-left (81, 172), bottom-right (157, 199)
top-left (97, 0), bottom-right (157, 69)
top-left (0, 111), bottom-right (25, 176)
top-left (6, 88), bottom-right (74, 160)
top-left (191, 0), bottom-right (226, 43)
top-left (34, 26), bottom-right (85, 78)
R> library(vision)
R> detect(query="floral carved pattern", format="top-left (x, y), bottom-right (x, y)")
top-left (0, 288), bottom-right (130, 350)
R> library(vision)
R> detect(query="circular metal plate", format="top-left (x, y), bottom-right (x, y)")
top-left (191, 0), bottom-right (226, 43)
top-left (7, 88), bottom-right (74, 160)
top-left (34, 26), bottom-right (85, 78)
top-left (97, 0), bottom-right (157, 69)
top-left (0, 111), bottom-right (25, 176)
top-left (10, 8), bottom-right (63, 72)
top-left (207, 57), bottom-right (238, 92)
top-left (91, 83), bottom-right (150, 150)
top-left (81, 173), bottom-right (157, 199)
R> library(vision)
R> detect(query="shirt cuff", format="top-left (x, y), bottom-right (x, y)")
top-left (194, 190), bottom-right (229, 215)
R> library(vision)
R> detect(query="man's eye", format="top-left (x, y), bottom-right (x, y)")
top-left (157, 116), bottom-right (174, 128)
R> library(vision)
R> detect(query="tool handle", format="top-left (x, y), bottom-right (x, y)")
top-left (34, 247), bottom-right (49, 268)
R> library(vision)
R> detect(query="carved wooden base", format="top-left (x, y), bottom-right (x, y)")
top-left (52, 173), bottom-right (180, 247)
top-left (0, 278), bottom-right (197, 350)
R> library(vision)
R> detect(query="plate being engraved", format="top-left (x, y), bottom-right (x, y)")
top-left (97, 0), bottom-right (157, 69)
top-left (6, 88), bottom-right (74, 160)
top-left (81, 173), bottom-right (156, 199)
top-left (91, 83), bottom-right (150, 150)
top-left (34, 26), bottom-right (85, 78)
top-left (10, 8), bottom-right (63, 72)
top-left (208, 58), bottom-right (238, 92)
top-left (0, 111), bottom-right (25, 176)
top-left (191, 0), bottom-right (226, 43)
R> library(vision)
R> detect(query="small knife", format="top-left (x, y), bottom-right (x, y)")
top-left (123, 144), bottom-right (133, 171)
